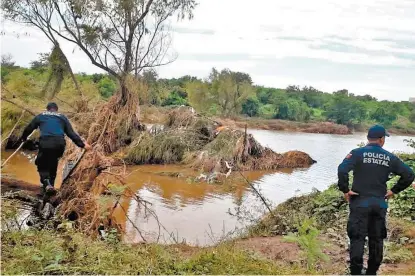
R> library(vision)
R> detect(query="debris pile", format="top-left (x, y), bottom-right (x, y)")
top-left (127, 108), bottom-right (316, 175)
top-left (58, 91), bottom-right (147, 233)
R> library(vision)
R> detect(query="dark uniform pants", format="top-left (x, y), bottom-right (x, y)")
top-left (35, 136), bottom-right (66, 188)
top-left (348, 203), bottom-right (387, 275)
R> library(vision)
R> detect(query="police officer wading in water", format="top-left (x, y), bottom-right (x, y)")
top-left (19, 102), bottom-right (92, 196)
top-left (338, 125), bottom-right (415, 275)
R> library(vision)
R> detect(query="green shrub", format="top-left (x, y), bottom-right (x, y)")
top-left (283, 219), bottom-right (329, 270)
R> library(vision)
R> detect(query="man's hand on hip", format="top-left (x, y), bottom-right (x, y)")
top-left (385, 190), bottom-right (394, 200)
top-left (344, 190), bottom-right (359, 202)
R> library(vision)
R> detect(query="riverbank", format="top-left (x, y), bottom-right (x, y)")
top-left (218, 116), bottom-right (415, 136)
top-left (2, 153), bottom-right (414, 274)
top-left (141, 106), bottom-right (351, 135)
top-left (141, 106), bottom-right (415, 136)
top-left (2, 185), bottom-right (414, 274)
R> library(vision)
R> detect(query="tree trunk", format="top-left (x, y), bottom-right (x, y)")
top-left (120, 83), bottom-right (129, 106)
top-left (60, 47), bottom-right (83, 98)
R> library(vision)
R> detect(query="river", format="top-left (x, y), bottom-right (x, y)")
top-left (2, 130), bottom-right (413, 245)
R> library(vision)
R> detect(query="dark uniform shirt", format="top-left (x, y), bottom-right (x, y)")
top-left (338, 143), bottom-right (414, 206)
top-left (21, 111), bottom-right (85, 148)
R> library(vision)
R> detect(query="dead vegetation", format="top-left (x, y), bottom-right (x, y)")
top-left (302, 122), bottom-right (350, 135)
top-left (127, 107), bottom-right (316, 174)
top-left (56, 90), bottom-right (151, 235)
top-left (216, 116), bottom-right (352, 135)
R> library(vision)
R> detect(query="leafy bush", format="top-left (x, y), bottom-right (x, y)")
top-left (162, 90), bottom-right (188, 106)
top-left (311, 185), bottom-right (347, 226)
top-left (258, 104), bottom-right (275, 119)
top-left (98, 77), bottom-right (116, 98)
top-left (387, 151), bottom-right (415, 221)
top-left (283, 219), bottom-right (329, 270)
top-left (241, 96), bottom-right (260, 117)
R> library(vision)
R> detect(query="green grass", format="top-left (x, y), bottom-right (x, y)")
top-left (1, 228), bottom-right (312, 275)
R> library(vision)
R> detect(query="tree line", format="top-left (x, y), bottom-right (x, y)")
top-left (141, 68), bottom-right (415, 131)
top-left (2, 55), bottom-right (414, 131)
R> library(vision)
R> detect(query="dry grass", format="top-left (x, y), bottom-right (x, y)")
top-left (127, 109), bottom-right (315, 174)
top-left (302, 122), bottom-right (350, 135)
top-left (187, 128), bottom-right (315, 173)
top-left (125, 130), bottom-right (206, 164)
top-left (58, 88), bottom-right (148, 234)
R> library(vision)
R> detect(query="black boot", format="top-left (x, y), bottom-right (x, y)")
top-left (365, 268), bottom-right (377, 275)
top-left (43, 179), bottom-right (56, 196)
top-left (49, 176), bottom-right (56, 187)
top-left (350, 265), bottom-right (364, 275)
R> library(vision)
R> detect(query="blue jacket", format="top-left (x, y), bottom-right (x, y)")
top-left (338, 143), bottom-right (414, 200)
top-left (21, 111), bottom-right (85, 148)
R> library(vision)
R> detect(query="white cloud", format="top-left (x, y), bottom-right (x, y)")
top-left (1, 0), bottom-right (415, 101)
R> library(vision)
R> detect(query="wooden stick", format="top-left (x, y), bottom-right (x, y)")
top-left (1, 132), bottom-right (34, 169)
top-left (1, 110), bottom-right (26, 146)
top-left (237, 170), bottom-right (276, 218)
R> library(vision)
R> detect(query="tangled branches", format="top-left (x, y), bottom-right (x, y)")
top-left (58, 88), bottom-right (149, 236)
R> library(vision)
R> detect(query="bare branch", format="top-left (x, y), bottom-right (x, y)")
top-left (52, 1), bottom-right (119, 78)
top-left (132, 0), bottom-right (154, 30)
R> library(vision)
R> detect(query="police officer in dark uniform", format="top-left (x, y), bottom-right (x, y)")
top-left (338, 125), bottom-right (415, 275)
top-left (19, 102), bottom-right (92, 195)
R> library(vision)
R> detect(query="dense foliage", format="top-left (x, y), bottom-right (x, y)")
top-left (2, 56), bottom-right (414, 132)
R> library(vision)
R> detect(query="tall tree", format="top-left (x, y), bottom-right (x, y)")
top-left (211, 69), bottom-right (254, 116)
top-left (50, 0), bottom-right (196, 105)
top-left (2, 0), bottom-right (84, 100)
top-left (1, 54), bottom-right (16, 67)
top-left (325, 91), bottom-right (367, 125)
top-left (185, 80), bottom-right (212, 113)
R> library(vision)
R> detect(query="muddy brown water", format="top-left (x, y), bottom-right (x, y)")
top-left (1, 130), bottom-right (413, 245)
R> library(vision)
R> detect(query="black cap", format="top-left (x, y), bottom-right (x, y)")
top-left (46, 102), bottom-right (58, 111)
top-left (367, 125), bottom-right (390, 139)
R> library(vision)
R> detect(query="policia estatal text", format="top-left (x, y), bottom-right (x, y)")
top-left (338, 125), bottom-right (415, 275)
top-left (19, 103), bottom-right (91, 195)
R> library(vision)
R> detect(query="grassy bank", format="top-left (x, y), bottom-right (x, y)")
top-left (3, 184), bottom-right (414, 275)
top-left (1, 228), bottom-right (285, 275)
top-left (1, 202), bottom-right (322, 275)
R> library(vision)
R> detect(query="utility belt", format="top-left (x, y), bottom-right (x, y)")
top-left (349, 195), bottom-right (388, 209)
top-left (39, 135), bottom-right (66, 150)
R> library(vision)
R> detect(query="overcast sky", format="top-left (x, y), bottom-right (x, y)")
top-left (1, 0), bottom-right (415, 101)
